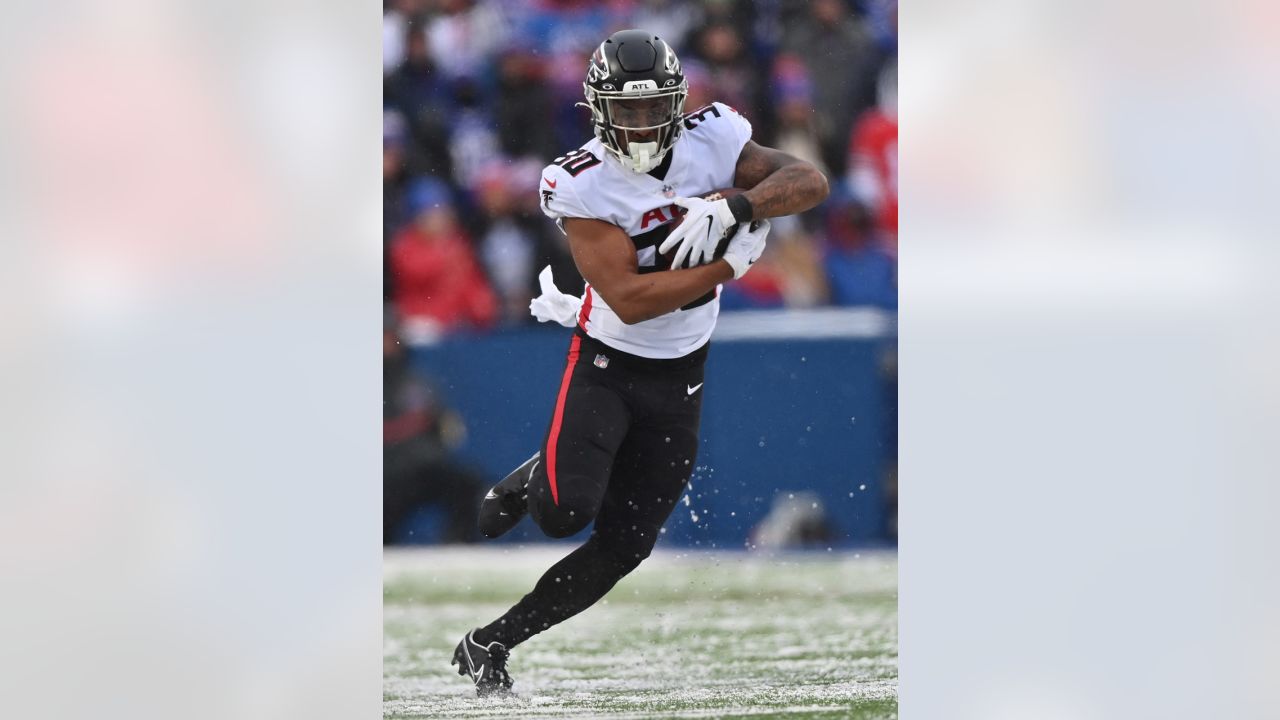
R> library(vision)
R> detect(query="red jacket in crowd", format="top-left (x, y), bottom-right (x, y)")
top-left (390, 224), bottom-right (498, 332)
top-left (847, 109), bottom-right (898, 245)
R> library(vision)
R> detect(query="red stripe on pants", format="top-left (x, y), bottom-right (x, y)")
top-left (577, 286), bottom-right (593, 330)
top-left (546, 334), bottom-right (581, 506)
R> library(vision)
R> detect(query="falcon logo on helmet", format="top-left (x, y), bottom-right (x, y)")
top-left (579, 29), bottom-right (689, 174)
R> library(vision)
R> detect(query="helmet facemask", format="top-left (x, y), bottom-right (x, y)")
top-left (590, 89), bottom-right (686, 173)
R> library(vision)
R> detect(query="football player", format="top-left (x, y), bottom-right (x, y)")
top-left (452, 28), bottom-right (829, 695)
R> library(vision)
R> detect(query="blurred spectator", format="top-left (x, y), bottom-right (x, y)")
top-left (385, 110), bottom-right (411, 300)
top-left (846, 59), bottom-right (897, 251)
top-left (383, 0), bottom-right (427, 73)
top-left (390, 177), bottom-right (499, 342)
top-left (688, 22), bottom-right (763, 125)
top-left (427, 0), bottom-right (513, 83)
top-left (384, 24), bottom-right (455, 179)
top-left (821, 183), bottom-right (896, 309)
top-left (449, 79), bottom-right (503, 190)
top-left (781, 0), bottom-right (880, 176)
top-left (495, 51), bottom-right (558, 161)
top-left (631, 0), bottom-right (698, 51)
top-left (770, 54), bottom-right (829, 177)
top-left (699, 0), bottom-right (758, 46)
top-left (771, 226), bottom-right (831, 308)
top-left (473, 160), bottom-right (539, 325)
top-left (864, 0), bottom-right (899, 52)
top-left (384, 308), bottom-right (486, 544)
top-left (680, 59), bottom-right (715, 112)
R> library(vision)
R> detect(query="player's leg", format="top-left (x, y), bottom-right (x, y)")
top-left (457, 335), bottom-right (634, 693)
top-left (578, 387), bottom-right (703, 591)
top-left (478, 333), bottom-right (630, 539)
top-left (473, 362), bottom-right (703, 652)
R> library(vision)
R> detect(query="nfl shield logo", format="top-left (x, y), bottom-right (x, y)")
top-left (594, 354), bottom-right (609, 369)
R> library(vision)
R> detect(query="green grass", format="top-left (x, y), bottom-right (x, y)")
top-left (384, 546), bottom-right (897, 719)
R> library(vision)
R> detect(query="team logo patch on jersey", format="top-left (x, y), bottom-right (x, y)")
top-left (594, 354), bottom-right (610, 369)
top-left (662, 183), bottom-right (675, 198)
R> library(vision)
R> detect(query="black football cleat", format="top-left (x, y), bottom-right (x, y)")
top-left (451, 629), bottom-right (513, 696)
top-left (478, 451), bottom-right (539, 539)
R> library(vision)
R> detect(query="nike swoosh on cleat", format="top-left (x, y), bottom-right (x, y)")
top-left (484, 489), bottom-right (498, 500)
top-left (473, 664), bottom-right (485, 684)
top-left (686, 383), bottom-right (703, 395)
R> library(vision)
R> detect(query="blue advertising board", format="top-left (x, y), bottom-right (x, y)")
top-left (407, 310), bottom-right (895, 548)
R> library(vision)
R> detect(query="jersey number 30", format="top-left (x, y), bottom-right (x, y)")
top-left (552, 149), bottom-right (602, 177)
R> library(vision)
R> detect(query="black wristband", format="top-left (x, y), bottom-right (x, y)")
top-left (727, 194), bottom-right (754, 223)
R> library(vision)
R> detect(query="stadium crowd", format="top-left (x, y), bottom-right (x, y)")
top-left (384, 0), bottom-right (897, 343)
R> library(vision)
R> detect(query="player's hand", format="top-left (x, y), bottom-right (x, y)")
top-left (658, 195), bottom-right (739, 269)
top-left (721, 219), bottom-right (771, 279)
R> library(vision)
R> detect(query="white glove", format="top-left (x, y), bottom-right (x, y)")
top-left (658, 195), bottom-right (739, 269)
top-left (528, 265), bottom-right (582, 328)
top-left (721, 219), bottom-right (771, 279)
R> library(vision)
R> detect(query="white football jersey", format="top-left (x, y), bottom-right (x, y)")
top-left (540, 102), bottom-right (753, 359)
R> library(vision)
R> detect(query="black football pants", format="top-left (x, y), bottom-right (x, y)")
top-left (483, 329), bottom-right (706, 648)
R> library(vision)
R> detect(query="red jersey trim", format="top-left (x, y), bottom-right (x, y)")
top-left (577, 286), bottom-right (594, 331)
top-left (546, 334), bottom-right (581, 506)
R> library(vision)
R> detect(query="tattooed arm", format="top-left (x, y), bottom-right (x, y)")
top-left (733, 141), bottom-right (830, 220)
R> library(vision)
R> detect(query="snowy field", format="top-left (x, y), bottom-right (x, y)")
top-left (384, 546), bottom-right (897, 719)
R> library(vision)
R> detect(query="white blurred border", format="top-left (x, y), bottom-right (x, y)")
top-left (902, 0), bottom-right (1279, 718)
top-left (0, 2), bottom-right (381, 718)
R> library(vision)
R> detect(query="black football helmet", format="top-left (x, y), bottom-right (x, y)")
top-left (581, 29), bottom-right (688, 173)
